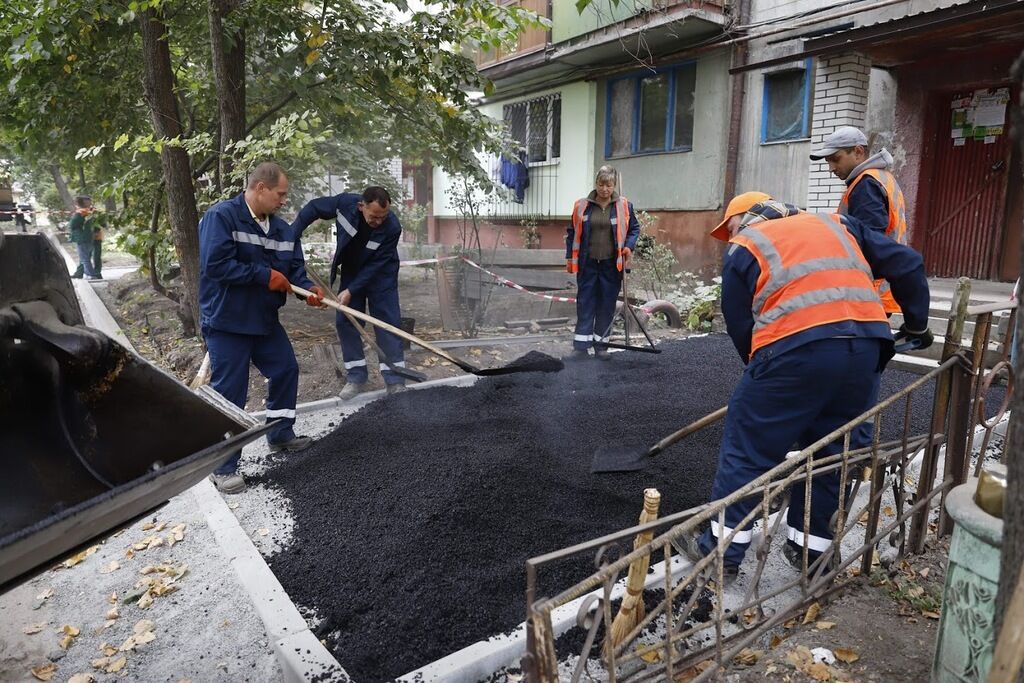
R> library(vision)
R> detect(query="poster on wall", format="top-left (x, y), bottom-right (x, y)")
top-left (950, 88), bottom-right (1009, 145)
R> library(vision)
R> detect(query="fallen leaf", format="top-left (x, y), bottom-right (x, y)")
top-left (99, 643), bottom-right (117, 657)
top-left (62, 545), bottom-right (99, 569)
top-left (30, 663), bottom-right (58, 681)
top-left (907, 586), bottom-right (925, 598)
top-left (124, 548), bottom-right (135, 560)
top-left (102, 620), bottom-right (116, 630)
top-left (807, 661), bottom-right (833, 681)
top-left (769, 634), bottom-right (783, 649)
top-left (170, 524), bottom-right (185, 541)
top-left (906, 617), bottom-right (919, 624)
top-left (61, 625), bottom-right (81, 637)
top-left (786, 646), bottom-right (813, 668)
top-left (765, 664), bottom-right (777, 675)
top-left (815, 621), bottom-right (836, 630)
top-left (734, 648), bottom-right (762, 665)
top-left (922, 610), bottom-right (941, 620)
top-left (99, 561), bottom-right (119, 575)
top-left (36, 588), bottom-right (54, 602)
top-left (135, 630), bottom-right (156, 645)
top-left (883, 505), bottom-right (895, 516)
top-left (802, 602), bottom-right (821, 625)
top-left (136, 592), bottom-right (154, 609)
top-left (105, 656), bottom-right (127, 673)
top-left (256, 528), bottom-right (269, 537)
top-left (107, 592), bottom-right (118, 604)
top-left (783, 618), bottom-right (797, 629)
top-left (133, 619), bottom-right (155, 634)
top-left (141, 522), bottom-right (156, 531)
top-left (228, 503), bottom-right (240, 510)
top-left (146, 536), bottom-right (164, 550)
top-left (639, 649), bottom-right (662, 663)
top-left (920, 568), bottom-right (931, 579)
top-left (23, 622), bottom-right (47, 635)
top-left (834, 647), bottom-right (860, 663)
top-left (105, 607), bottom-right (119, 620)
top-left (68, 674), bottom-right (94, 683)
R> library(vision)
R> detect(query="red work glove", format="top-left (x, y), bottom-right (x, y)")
top-left (305, 286), bottom-right (326, 307)
top-left (268, 269), bottom-right (291, 293)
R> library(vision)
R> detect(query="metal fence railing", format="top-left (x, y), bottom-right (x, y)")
top-left (521, 277), bottom-right (1016, 682)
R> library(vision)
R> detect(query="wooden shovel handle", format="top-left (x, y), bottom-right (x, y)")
top-left (649, 405), bottom-right (729, 455)
top-left (290, 284), bottom-right (474, 371)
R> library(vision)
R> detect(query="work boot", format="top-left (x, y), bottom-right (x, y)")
top-left (594, 346), bottom-right (611, 361)
top-left (338, 382), bottom-right (369, 400)
top-left (386, 383), bottom-right (407, 395)
top-left (675, 532), bottom-right (739, 587)
top-left (210, 472), bottom-right (246, 494)
top-left (563, 349), bottom-right (589, 361)
top-left (782, 541), bottom-right (838, 575)
top-left (268, 435), bottom-right (313, 453)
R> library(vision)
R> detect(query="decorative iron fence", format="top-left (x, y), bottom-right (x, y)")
top-left (521, 277), bottom-right (1016, 682)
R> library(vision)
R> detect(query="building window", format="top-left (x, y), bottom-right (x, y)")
top-left (504, 94), bottom-right (561, 163)
top-left (605, 62), bottom-right (697, 158)
top-left (762, 62), bottom-right (811, 143)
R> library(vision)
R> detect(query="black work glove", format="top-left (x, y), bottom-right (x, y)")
top-left (895, 323), bottom-right (934, 351)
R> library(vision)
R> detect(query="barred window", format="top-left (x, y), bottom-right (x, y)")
top-left (504, 94), bottom-right (561, 163)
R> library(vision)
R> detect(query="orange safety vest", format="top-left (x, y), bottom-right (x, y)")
top-left (730, 213), bottom-right (888, 359)
top-left (567, 196), bottom-right (631, 274)
top-left (839, 168), bottom-right (907, 315)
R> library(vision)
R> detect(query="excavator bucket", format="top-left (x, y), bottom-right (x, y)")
top-left (0, 232), bottom-right (271, 589)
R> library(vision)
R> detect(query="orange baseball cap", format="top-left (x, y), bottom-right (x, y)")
top-left (710, 191), bottom-right (772, 242)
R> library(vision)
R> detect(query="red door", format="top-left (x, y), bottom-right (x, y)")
top-left (921, 89), bottom-right (1013, 279)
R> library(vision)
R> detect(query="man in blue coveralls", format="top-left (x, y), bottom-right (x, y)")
top-left (292, 186), bottom-right (406, 399)
top-left (681, 192), bottom-right (933, 583)
top-left (199, 162), bottom-right (326, 494)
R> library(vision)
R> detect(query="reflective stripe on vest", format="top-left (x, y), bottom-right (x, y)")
top-left (730, 213), bottom-right (887, 358)
top-left (568, 196), bottom-right (631, 274)
top-left (839, 168), bottom-right (908, 314)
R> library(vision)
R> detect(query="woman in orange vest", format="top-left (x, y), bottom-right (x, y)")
top-left (564, 165), bottom-right (640, 360)
top-left (679, 192), bottom-right (932, 583)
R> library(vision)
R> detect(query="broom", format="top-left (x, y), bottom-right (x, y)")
top-left (606, 488), bottom-right (661, 652)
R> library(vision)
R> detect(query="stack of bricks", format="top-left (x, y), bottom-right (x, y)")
top-left (806, 53), bottom-right (871, 211)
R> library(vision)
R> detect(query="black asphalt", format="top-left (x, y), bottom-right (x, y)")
top-left (260, 335), bottom-right (947, 681)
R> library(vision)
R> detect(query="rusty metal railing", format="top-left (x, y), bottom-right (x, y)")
top-left (521, 277), bottom-right (1016, 682)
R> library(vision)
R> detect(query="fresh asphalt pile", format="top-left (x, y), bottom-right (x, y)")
top-left (258, 335), bottom-right (950, 681)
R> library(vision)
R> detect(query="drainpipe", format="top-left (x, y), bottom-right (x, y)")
top-left (722, 0), bottom-right (750, 206)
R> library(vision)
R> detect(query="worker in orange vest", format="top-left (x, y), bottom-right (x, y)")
top-left (680, 192), bottom-right (932, 583)
top-left (564, 165), bottom-right (640, 360)
top-left (810, 126), bottom-right (908, 314)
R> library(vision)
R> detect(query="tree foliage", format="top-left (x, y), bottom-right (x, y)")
top-left (0, 0), bottom-right (547, 332)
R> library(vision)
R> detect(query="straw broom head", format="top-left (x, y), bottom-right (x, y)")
top-left (607, 488), bottom-right (661, 651)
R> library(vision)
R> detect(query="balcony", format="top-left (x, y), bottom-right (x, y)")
top-left (474, 0), bottom-right (549, 68)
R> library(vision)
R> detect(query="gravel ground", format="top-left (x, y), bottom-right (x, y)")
top-left (0, 489), bottom-right (281, 683)
top-left (256, 335), bottom-right (947, 682)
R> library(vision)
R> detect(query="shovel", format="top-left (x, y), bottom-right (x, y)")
top-left (291, 284), bottom-right (563, 377)
top-left (591, 405), bottom-right (728, 474)
top-left (303, 270), bottom-right (427, 384)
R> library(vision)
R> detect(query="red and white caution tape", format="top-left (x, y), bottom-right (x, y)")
top-left (458, 256), bottom-right (578, 303)
top-left (399, 255), bottom-right (460, 267)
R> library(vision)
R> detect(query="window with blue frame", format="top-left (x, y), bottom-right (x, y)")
top-left (605, 62), bottom-right (697, 157)
top-left (762, 63), bottom-right (811, 143)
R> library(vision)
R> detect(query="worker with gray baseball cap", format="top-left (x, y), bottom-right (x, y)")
top-left (808, 125), bottom-right (868, 160)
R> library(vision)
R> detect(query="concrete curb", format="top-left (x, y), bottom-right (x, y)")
top-left (54, 236), bottom-right (348, 682)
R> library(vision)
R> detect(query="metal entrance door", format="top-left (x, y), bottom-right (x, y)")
top-left (923, 89), bottom-right (1013, 279)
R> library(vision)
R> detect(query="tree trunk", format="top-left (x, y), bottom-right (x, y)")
top-left (995, 53), bottom-right (1024, 676)
top-left (208, 0), bottom-right (246, 192)
top-left (48, 164), bottom-right (74, 211)
top-left (77, 165), bottom-right (87, 194)
top-left (138, 8), bottom-right (202, 337)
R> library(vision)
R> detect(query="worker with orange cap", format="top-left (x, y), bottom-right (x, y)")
top-left (681, 192), bottom-right (932, 582)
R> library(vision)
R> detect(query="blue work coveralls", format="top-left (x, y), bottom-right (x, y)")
top-left (199, 193), bottom-right (316, 475)
top-left (292, 194), bottom-right (405, 386)
top-left (565, 196), bottom-right (641, 350)
top-left (699, 212), bottom-right (930, 567)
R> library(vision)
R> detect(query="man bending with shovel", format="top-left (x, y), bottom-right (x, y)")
top-left (293, 186), bottom-right (407, 399)
top-left (680, 193), bottom-right (932, 583)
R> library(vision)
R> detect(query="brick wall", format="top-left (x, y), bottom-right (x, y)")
top-left (806, 53), bottom-right (871, 211)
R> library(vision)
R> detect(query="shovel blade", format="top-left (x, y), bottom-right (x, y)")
top-left (591, 445), bottom-right (649, 474)
top-left (474, 352), bottom-right (565, 376)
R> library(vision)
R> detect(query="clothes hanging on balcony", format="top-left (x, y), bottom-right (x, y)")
top-left (500, 152), bottom-right (530, 203)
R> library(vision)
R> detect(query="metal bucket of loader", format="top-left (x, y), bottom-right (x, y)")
top-left (0, 232), bottom-right (270, 588)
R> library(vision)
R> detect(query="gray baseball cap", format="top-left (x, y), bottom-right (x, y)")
top-left (809, 126), bottom-right (868, 160)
